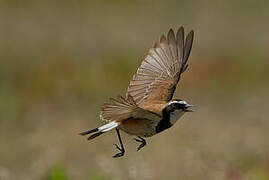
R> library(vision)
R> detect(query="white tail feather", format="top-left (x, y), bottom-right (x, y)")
top-left (98, 121), bottom-right (118, 132)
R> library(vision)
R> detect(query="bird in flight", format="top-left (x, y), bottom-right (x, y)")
top-left (80, 27), bottom-right (194, 158)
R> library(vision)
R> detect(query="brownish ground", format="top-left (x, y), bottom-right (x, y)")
top-left (1, 1), bottom-right (269, 180)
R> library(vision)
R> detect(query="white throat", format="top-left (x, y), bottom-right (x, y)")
top-left (170, 109), bottom-right (185, 125)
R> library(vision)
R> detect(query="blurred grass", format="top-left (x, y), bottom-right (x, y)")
top-left (48, 166), bottom-right (68, 180)
top-left (47, 165), bottom-right (111, 180)
top-left (0, 0), bottom-right (269, 180)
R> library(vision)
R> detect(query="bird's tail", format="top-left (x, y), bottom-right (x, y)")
top-left (79, 121), bottom-right (119, 140)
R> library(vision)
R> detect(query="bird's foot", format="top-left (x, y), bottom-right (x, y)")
top-left (134, 136), bottom-right (147, 151)
top-left (113, 144), bottom-right (125, 158)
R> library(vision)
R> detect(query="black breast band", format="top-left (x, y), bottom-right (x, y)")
top-left (156, 110), bottom-right (172, 133)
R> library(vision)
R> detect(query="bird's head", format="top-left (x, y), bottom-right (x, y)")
top-left (166, 99), bottom-right (194, 112)
top-left (163, 99), bottom-right (194, 125)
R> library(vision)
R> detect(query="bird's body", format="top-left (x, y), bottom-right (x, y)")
top-left (120, 117), bottom-right (159, 137)
top-left (119, 100), bottom-right (164, 137)
top-left (80, 27), bottom-right (194, 157)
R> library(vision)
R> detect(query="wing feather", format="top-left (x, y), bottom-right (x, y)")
top-left (126, 27), bottom-right (194, 105)
top-left (100, 95), bottom-right (160, 122)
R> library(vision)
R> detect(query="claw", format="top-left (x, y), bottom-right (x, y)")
top-left (114, 144), bottom-right (122, 151)
top-left (113, 144), bottom-right (125, 158)
top-left (137, 142), bottom-right (146, 151)
top-left (133, 138), bottom-right (141, 142)
top-left (134, 136), bottom-right (147, 151)
top-left (113, 128), bottom-right (125, 158)
top-left (113, 151), bottom-right (125, 158)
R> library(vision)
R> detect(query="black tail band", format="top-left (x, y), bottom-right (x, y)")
top-left (79, 128), bottom-right (98, 136)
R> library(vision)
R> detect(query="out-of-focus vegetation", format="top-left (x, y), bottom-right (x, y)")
top-left (0, 0), bottom-right (269, 180)
top-left (48, 166), bottom-right (68, 180)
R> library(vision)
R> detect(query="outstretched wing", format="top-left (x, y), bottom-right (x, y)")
top-left (100, 95), bottom-right (161, 122)
top-left (126, 27), bottom-right (194, 105)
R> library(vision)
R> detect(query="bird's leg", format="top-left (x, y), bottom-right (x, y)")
top-left (113, 128), bottom-right (125, 158)
top-left (134, 136), bottom-right (147, 151)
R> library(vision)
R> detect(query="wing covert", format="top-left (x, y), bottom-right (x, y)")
top-left (100, 95), bottom-right (161, 122)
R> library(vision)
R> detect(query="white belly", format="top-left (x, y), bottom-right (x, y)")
top-left (170, 109), bottom-right (185, 125)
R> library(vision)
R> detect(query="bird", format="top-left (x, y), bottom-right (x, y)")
top-left (80, 27), bottom-right (194, 158)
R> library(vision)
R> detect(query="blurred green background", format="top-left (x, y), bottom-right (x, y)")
top-left (0, 0), bottom-right (269, 180)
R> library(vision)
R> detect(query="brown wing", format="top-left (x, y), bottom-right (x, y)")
top-left (100, 95), bottom-right (161, 122)
top-left (126, 27), bottom-right (194, 105)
